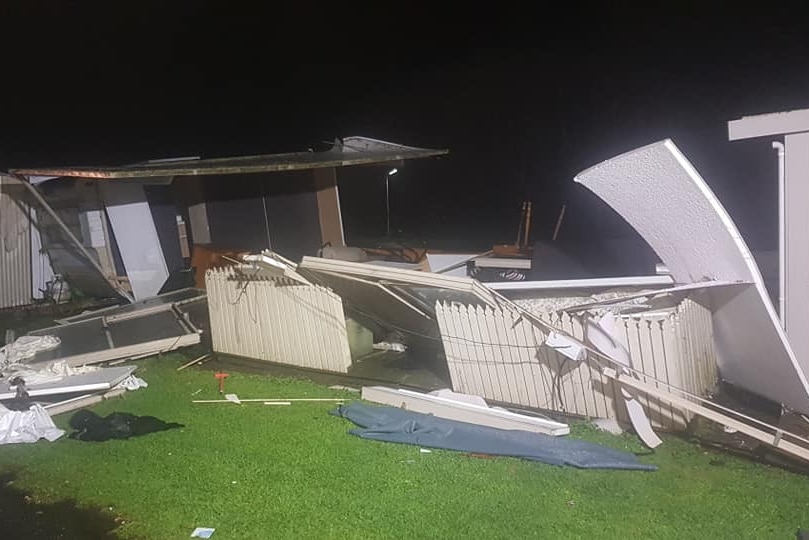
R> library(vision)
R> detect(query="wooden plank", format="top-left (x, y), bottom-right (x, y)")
top-left (193, 398), bottom-right (346, 403)
top-left (728, 108), bottom-right (809, 140)
top-left (507, 314), bottom-right (532, 407)
top-left (490, 307), bottom-right (522, 406)
top-left (474, 305), bottom-right (504, 403)
top-left (458, 303), bottom-right (490, 400)
top-left (488, 275), bottom-right (673, 291)
top-left (437, 302), bottom-right (469, 395)
top-left (361, 386), bottom-right (569, 436)
top-left (532, 321), bottom-right (555, 409)
top-left (43, 387), bottom-right (127, 416)
top-left (313, 167), bottom-right (346, 248)
top-left (177, 353), bottom-right (211, 371)
top-left (300, 256), bottom-right (498, 306)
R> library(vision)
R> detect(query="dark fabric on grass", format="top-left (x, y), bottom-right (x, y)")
top-left (68, 410), bottom-right (183, 441)
top-left (332, 402), bottom-right (656, 471)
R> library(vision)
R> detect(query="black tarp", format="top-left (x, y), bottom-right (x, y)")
top-left (332, 402), bottom-right (656, 471)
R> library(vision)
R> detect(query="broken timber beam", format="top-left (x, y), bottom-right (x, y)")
top-left (603, 368), bottom-right (809, 464)
top-left (361, 386), bottom-right (570, 436)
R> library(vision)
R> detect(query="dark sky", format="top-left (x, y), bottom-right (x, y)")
top-left (3, 2), bottom-right (809, 252)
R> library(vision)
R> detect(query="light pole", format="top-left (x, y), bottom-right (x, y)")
top-left (385, 167), bottom-right (398, 236)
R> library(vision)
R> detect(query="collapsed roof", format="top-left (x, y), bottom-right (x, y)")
top-left (11, 137), bottom-right (448, 180)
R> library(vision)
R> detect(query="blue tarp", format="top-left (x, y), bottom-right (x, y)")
top-left (332, 402), bottom-right (657, 471)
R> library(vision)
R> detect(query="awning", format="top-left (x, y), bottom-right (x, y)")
top-left (10, 137), bottom-right (448, 180)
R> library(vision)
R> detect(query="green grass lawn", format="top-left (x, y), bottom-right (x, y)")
top-left (0, 355), bottom-right (807, 539)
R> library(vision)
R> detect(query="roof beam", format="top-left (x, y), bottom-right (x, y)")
top-left (728, 108), bottom-right (809, 140)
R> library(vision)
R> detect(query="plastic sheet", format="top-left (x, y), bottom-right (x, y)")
top-left (0, 336), bottom-right (60, 369)
top-left (0, 403), bottom-right (64, 444)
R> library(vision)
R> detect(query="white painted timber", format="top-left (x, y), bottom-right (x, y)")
top-left (489, 275), bottom-right (674, 291)
top-left (206, 267), bottom-right (352, 373)
top-left (561, 280), bottom-right (740, 313)
top-left (299, 256), bottom-right (499, 305)
top-left (43, 387), bottom-right (127, 416)
top-left (436, 296), bottom-right (716, 432)
top-left (474, 257), bottom-right (532, 270)
top-left (575, 140), bottom-right (809, 413)
top-left (728, 108), bottom-right (809, 140)
top-left (0, 366), bottom-right (136, 400)
top-left (361, 386), bottom-right (570, 436)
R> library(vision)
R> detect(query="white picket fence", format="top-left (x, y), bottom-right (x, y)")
top-left (206, 267), bottom-right (352, 373)
top-left (436, 294), bottom-right (717, 431)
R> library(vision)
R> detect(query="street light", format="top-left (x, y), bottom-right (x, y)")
top-left (385, 168), bottom-right (398, 236)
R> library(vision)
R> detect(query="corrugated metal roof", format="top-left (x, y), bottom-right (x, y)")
top-left (0, 175), bottom-right (32, 309)
top-left (10, 136), bottom-right (448, 180)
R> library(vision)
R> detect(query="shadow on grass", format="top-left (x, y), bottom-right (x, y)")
top-left (0, 472), bottom-right (121, 539)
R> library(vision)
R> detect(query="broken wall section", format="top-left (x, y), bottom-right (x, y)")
top-left (206, 267), bottom-right (352, 373)
top-left (436, 292), bottom-right (717, 432)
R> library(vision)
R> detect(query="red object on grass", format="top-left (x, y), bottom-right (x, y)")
top-left (214, 372), bottom-right (229, 394)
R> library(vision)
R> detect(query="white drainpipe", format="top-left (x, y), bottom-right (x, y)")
top-left (773, 140), bottom-right (786, 328)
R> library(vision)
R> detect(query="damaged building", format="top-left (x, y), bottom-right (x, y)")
top-left (4, 113), bottom-right (809, 465)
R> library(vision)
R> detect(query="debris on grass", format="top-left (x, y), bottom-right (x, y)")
top-left (190, 526), bottom-right (215, 538)
top-left (68, 410), bottom-right (183, 442)
top-left (328, 385), bottom-right (359, 393)
top-left (177, 353), bottom-right (211, 371)
top-left (592, 418), bottom-right (623, 436)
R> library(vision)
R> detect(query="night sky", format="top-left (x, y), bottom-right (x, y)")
top-left (3, 3), bottom-right (809, 257)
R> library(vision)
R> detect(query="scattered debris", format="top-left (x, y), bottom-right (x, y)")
top-left (177, 353), bottom-right (211, 372)
top-left (193, 398), bottom-right (345, 404)
top-left (0, 366), bottom-right (138, 400)
top-left (592, 418), bottom-right (624, 436)
top-left (419, 448), bottom-right (432, 454)
top-left (373, 341), bottom-right (407, 353)
top-left (0, 331), bottom-right (151, 431)
top-left (328, 385), bottom-right (360, 393)
top-left (0, 335), bottom-right (60, 368)
top-left (190, 527), bottom-right (215, 539)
